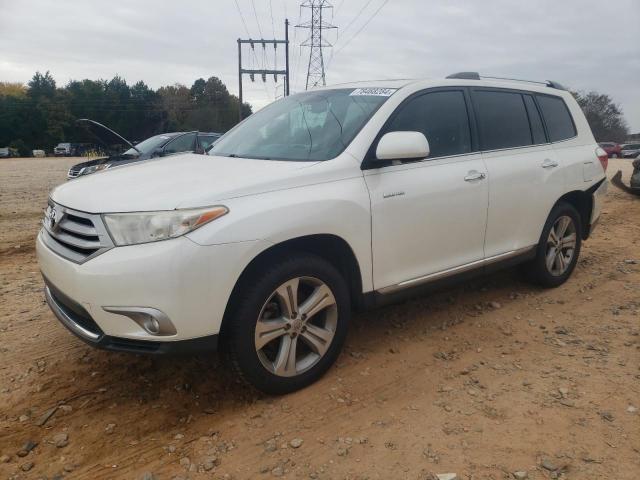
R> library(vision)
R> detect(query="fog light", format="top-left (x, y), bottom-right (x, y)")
top-left (102, 306), bottom-right (176, 336)
top-left (143, 316), bottom-right (161, 335)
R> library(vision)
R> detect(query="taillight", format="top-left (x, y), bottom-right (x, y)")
top-left (595, 147), bottom-right (608, 171)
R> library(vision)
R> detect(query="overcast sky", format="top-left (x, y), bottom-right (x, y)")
top-left (1, 0), bottom-right (639, 130)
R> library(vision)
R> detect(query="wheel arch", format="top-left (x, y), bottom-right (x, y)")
top-left (220, 234), bottom-right (364, 336)
top-left (553, 189), bottom-right (593, 239)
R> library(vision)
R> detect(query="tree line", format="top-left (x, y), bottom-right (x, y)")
top-left (0, 71), bottom-right (252, 155)
top-left (0, 71), bottom-right (632, 155)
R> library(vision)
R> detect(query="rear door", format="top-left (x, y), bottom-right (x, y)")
top-left (472, 88), bottom-right (566, 258)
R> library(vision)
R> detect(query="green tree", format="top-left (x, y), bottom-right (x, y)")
top-left (573, 91), bottom-right (629, 143)
top-left (27, 71), bottom-right (56, 98)
top-left (0, 71), bottom-right (251, 154)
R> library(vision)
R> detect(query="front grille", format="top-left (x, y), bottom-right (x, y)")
top-left (41, 200), bottom-right (113, 263)
top-left (67, 167), bottom-right (82, 178)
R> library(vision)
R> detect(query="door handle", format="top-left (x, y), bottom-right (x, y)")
top-left (542, 159), bottom-right (559, 169)
top-left (464, 170), bottom-right (486, 182)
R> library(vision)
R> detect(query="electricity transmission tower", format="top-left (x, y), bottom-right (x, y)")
top-left (297, 1), bottom-right (337, 90)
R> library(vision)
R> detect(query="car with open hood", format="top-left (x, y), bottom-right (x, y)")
top-left (67, 119), bottom-right (221, 178)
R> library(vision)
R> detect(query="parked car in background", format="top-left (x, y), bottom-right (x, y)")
top-left (0, 147), bottom-right (19, 158)
top-left (67, 119), bottom-right (221, 178)
top-left (38, 73), bottom-right (607, 394)
top-left (32, 150), bottom-right (46, 158)
top-left (54, 143), bottom-right (72, 156)
top-left (54, 142), bottom-right (94, 157)
top-left (599, 142), bottom-right (621, 158)
top-left (621, 143), bottom-right (640, 158)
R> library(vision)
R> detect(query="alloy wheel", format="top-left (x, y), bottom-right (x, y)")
top-left (254, 276), bottom-right (338, 377)
top-left (545, 215), bottom-right (577, 276)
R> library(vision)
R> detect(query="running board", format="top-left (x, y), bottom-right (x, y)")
top-left (376, 246), bottom-right (536, 295)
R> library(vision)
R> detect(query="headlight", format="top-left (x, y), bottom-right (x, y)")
top-left (79, 164), bottom-right (111, 176)
top-left (103, 206), bottom-right (228, 246)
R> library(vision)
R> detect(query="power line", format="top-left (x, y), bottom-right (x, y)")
top-left (233, 0), bottom-right (273, 100)
top-left (327, 0), bottom-right (374, 69)
top-left (251, 0), bottom-right (264, 38)
top-left (336, 0), bottom-right (375, 42)
top-left (291, 5), bottom-right (303, 91)
top-left (233, 0), bottom-right (252, 38)
top-left (269, 0), bottom-right (276, 37)
top-left (329, 0), bottom-right (389, 68)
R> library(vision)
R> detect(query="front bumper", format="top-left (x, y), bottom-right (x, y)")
top-left (37, 229), bottom-right (269, 347)
top-left (44, 281), bottom-right (218, 354)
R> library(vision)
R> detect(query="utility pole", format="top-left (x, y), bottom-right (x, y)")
top-left (297, 1), bottom-right (336, 90)
top-left (237, 19), bottom-right (290, 122)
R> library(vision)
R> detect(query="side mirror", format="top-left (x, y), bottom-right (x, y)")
top-left (375, 131), bottom-right (430, 161)
top-left (152, 148), bottom-right (164, 158)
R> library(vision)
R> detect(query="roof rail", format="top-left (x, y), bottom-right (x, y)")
top-left (445, 72), bottom-right (567, 91)
top-left (446, 72), bottom-right (480, 80)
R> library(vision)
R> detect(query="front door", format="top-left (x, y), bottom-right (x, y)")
top-left (364, 89), bottom-right (489, 292)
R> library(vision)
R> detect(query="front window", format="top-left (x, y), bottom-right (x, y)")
top-left (209, 88), bottom-right (394, 161)
top-left (123, 135), bottom-right (173, 157)
top-left (164, 133), bottom-right (196, 155)
top-left (385, 90), bottom-right (472, 158)
top-left (199, 135), bottom-right (221, 151)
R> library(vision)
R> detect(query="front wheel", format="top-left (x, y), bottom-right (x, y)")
top-left (223, 253), bottom-right (350, 394)
top-left (522, 202), bottom-right (582, 288)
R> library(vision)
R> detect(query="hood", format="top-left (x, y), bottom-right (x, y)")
top-left (51, 153), bottom-right (328, 212)
top-left (77, 118), bottom-right (140, 153)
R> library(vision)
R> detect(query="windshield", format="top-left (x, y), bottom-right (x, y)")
top-left (209, 88), bottom-right (395, 161)
top-left (123, 134), bottom-right (173, 156)
top-left (200, 135), bottom-right (221, 151)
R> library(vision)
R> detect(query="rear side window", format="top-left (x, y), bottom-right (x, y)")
top-left (523, 95), bottom-right (547, 144)
top-left (536, 95), bottom-right (576, 142)
top-left (474, 90), bottom-right (532, 150)
top-left (385, 90), bottom-right (471, 158)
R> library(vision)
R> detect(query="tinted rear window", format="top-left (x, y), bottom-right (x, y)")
top-left (536, 95), bottom-right (576, 142)
top-left (474, 90), bottom-right (532, 150)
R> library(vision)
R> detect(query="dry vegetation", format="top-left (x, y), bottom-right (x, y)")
top-left (0, 157), bottom-right (638, 480)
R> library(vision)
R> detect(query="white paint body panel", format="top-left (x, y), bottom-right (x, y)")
top-left (482, 144), bottom-right (565, 257)
top-left (364, 153), bottom-right (488, 290)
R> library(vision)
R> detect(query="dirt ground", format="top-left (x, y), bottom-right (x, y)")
top-left (0, 157), bottom-right (638, 480)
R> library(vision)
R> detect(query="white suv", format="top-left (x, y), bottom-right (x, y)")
top-left (37, 73), bottom-right (608, 394)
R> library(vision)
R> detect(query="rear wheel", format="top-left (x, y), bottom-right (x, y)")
top-left (523, 202), bottom-right (582, 288)
top-left (223, 253), bottom-right (350, 394)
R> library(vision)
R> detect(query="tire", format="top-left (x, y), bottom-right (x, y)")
top-left (522, 202), bottom-right (582, 288)
top-left (222, 253), bottom-right (350, 394)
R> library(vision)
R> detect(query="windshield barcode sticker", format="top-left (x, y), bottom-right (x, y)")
top-left (350, 88), bottom-right (397, 97)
